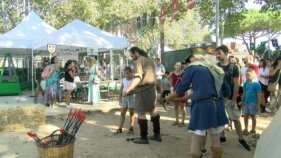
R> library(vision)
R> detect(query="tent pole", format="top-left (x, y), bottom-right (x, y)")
top-left (110, 49), bottom-right (113, 80)
top-left (119, 55), bottom-right (122, 80)
top-left (31, 48), bottom-right (35, 96)
top-left (27, 57), bottom-right (30, 82)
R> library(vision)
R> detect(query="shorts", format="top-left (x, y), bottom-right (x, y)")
top-left (64, 81), bottom-right (75, 91)
top-left (225, 100), bottom-right (241, 121)
top-left (243, 104), bottom-right (257, 115)
top-left (74, 76), bottom-right (80, 83)
top-left (156, 79), bottom-right (162, 91)
top-left (189, 126), bottom-right (224, 136)
top-left (259, 82), bottom-right (268, 93)
top-left (121, 95), bottom-right (134, 109)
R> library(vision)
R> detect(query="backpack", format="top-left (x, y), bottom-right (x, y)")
top-left (229, 63), bottom-right (235, 85)
top-left (217, 62), bottom-right (235, 86)
top-left (41, 65), bottom-right (50, 79)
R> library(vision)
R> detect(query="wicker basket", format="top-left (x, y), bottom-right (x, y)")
top-left (36, 134), bottom-right (75, 158)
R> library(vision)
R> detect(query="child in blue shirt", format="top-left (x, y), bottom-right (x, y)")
top-left (241, 69), bottom-right (261, 135)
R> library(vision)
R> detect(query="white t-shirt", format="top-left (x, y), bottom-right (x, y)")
top-left (122, 78), bottom-right (133, 92)
top-left (240, 66), bottom-right (248, 84)
top-left (155, 64), bottom-right (165, 80)
top-left (259, 67), bottom-right (270, 85)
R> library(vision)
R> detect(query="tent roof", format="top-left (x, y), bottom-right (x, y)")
top-left (34, 19), bottom-right (128, 50)
top-left (254, 109), bottom-right (281, 158)
top-left (0, 10), bottom-right (56, 49)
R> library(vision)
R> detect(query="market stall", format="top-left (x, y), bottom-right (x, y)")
top-left (34, 19), bottom-right (128, 80)
top-left (0, 10), bottom-right (56, 95)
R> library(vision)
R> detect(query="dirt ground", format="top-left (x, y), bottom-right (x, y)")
top-left (0, 103), bottom-right (274, 158)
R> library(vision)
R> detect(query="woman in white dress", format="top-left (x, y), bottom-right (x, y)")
top-left (87, 56), bottom-right (101, 105)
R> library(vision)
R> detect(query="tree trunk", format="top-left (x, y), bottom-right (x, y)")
top-left (160, 31), bottom-right (164, 61)
top-left (1, 0), bottom-right (7, 32)
top-left (24, 0), bottom-right (28, 16)
top-left (241, 35), bottom-right (252, 55)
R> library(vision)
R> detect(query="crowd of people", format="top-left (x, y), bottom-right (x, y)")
top-left (40, 56), bottom-right (101, 107)
top-left (113, 45), bottom-right (281, 158)
top-left (39, 45), bottom-right (281, 157)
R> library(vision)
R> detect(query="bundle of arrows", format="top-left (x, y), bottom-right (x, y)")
top-left (27, 108), bottom-right (86, 147)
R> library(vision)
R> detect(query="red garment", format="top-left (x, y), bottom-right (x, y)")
top-left (171, 72), bottom-right (183, 88)
top-left (248, 64), bottom-right (259, 76)
top-left (171, 72), bottom-right (185, 98)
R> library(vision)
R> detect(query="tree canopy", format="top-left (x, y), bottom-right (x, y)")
top-left (1, 0), bottom-right (278, 53)
top-left (0, 0), bottom-right (212, 51)
top-left (224, 9), bottom-right (281, 54)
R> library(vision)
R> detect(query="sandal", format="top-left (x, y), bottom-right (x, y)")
top-left (178, 123), bottom-right (185, 127)
top-left (114, 129), bottom-right (122, 135)
top-left (128, 127), bottom-right (134, 134)
top-left (242, 129), bottom-right (249, 135)
top-left (172, 122), bottom-right (179, 126)
top-left (250, 130), bottom-right (256, 134)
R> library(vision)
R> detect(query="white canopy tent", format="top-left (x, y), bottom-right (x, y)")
top-left (254, 109), bottom-right (281, 158)
top-left (0, 10), bottom-right (56, 51)
top-left (34, 19), bottom-right (127, 50)
top-left (34, 19), bottom-right (128, 80)
top-left (0, 10), bottom-right (56, 95)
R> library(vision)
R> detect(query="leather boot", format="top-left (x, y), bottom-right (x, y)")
top-left (133, 118), bottom-right (149, 144)
top-left (261, 105), bottom-right (266, 113)
top-left (211, 147), bottom-right (223, 158)
top-left (149, 114), bottom-right (162, 142)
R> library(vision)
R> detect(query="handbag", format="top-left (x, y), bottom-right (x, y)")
top-left (41, 65), bottom-right (50, 79)
top-left (267, 70), bottom-right (281, 92)
top-left (40, 80), bottom-right (47, 91)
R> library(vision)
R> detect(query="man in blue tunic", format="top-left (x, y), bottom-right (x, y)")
top-left (166, 55), bottom-right (230, 158)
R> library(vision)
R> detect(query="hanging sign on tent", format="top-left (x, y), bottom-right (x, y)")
top-left (56, 51), bottom-right (78, 61)
top-left (47, 44), bottom-right (56, 54)
top-left (230, 42), bottom-right (236, 49)
top-left (172, 0), bottom-right (180, 19)
top-left (160, 6), bottom-right (167, 24)
top-left (187, 0), bottom-right (195, 10)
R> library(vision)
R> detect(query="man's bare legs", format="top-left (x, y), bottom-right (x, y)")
top-left (190, 133), bottom-right (202, 157)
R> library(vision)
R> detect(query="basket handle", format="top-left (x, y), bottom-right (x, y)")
top-left (49, 128), bottom-right (65, 137)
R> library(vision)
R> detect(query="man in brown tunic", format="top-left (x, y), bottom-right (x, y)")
top-left (123, 46), bottom-right (162, 144)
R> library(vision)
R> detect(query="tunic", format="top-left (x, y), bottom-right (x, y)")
top-left (134, 56), bottom-right (156, 113)
top-left (176, 65), bottom-right (230, 131)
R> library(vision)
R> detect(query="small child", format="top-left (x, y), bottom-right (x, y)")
top-left (241, 69), bottom-right (261, 135)
top-left (115, 67), bottom-right (135, 134)
top-left (160, 72), bottom-right (172, 104)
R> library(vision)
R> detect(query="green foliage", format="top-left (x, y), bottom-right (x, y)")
top-left (224, 9), bottom-right (281, 54)
top-left (225, 9), bottom-right (281, 37)
top-left (0, 0), bottom-right (211, 50)
top-left (164, 11), bottom-right (210, 49)
top-left (255, 0), bottom-right (281, 12)
top-left (196, 0), bottom-right (246, 26)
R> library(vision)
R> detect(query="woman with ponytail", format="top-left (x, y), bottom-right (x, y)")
top-left (64, 60), bottom-right (75, 107)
